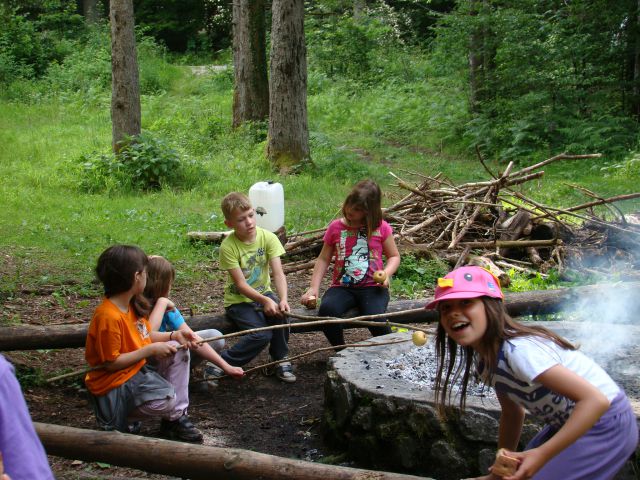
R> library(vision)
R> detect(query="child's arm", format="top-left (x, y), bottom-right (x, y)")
top-left (103, 342), bottom-right (176, 371)
top-left (380, 235), bottom-right (400, 287)
top-left (269, 256), bottom-right (289, 314)
top-left (302, 243), bottom-right (333, 304)
top-left (501, 365), bottom-right (610, 480)
top-left (228, 268), bottom-right (282, 317)
top-left (148, 297), bottom-right (174, 331)
top-left (496, 391), bottom-right (525, 451)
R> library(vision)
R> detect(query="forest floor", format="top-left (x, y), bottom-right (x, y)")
top-left (2, 265), bottom-right (378, 479)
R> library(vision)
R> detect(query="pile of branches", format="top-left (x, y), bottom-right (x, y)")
top-left (284, 153), bottom-right (640, 278)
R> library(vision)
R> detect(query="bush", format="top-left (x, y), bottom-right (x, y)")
top-left (77, 131), bottom-right (206, 193)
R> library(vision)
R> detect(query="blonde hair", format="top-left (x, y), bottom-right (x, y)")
top-left (144, 255), bottom-right (175, 303)
top-left (342, 179), bottom-right (383, 239)
top-left (221, 192), bottom-right (252, 220)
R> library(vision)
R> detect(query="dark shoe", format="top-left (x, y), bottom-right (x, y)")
top-left (127, 421), bottom-right (142, 434)
top-left (275, 359), bottom-right (296, 383)
top-left (160, 414), bottom-right (203, 443)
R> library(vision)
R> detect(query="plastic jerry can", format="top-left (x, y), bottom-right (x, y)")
top-left (248, 181), bottom-right (285, 232)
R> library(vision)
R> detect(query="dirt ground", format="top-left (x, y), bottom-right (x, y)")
top-left (1, 267), bottom-right (377, 479)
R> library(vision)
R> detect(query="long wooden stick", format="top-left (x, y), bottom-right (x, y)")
top-left (191, 338), bottom-right (411, 383)
top-left (45, 311), bottom-right (430, 383)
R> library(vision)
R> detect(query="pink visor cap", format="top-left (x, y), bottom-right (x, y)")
top-left (425, 266), bottom-right (503, 310)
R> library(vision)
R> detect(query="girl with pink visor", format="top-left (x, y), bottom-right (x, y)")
top-left (427, 266), bottom-right (637, 480)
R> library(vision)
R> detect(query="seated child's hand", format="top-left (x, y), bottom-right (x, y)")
top-left (158, 297), bottom-right (175, 311)
top-left (151, 342), bottom-right (177, 358)
top-left (262, 297), bottom-right (281, 317)
top-left (301, 289), bottom-right (318, 308)
top-left (181, 330), bottom-right (201, 350)
top-left (225, 366), bottom-right (245, 379)
top-left (279, 300), bottom-right (290, 314)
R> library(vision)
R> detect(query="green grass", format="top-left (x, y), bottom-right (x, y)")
top-left (1, 62), bottom-right (639, 300)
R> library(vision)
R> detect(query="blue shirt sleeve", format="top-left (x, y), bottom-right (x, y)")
top-left (161, 308), bottom-right (186, 332)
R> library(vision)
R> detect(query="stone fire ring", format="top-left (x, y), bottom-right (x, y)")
top-left (323, 322), bottom-right (639, 480)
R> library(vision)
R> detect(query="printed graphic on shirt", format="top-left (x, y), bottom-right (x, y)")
top-left (338, 230), bottom-right (378, 285)
top-left (230, 247), bottom-right (267, 294)
top-left (136, 319), bottom-right (150, 339)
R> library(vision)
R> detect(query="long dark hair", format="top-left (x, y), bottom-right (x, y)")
top-left (433, 297), bottom-right (576, 415)
top-left (95, 245), bottom-right (150, 318)
top-left (144, 255), bottom-right (175, 304)
top-left (342, 179), bottom-right (383, 240)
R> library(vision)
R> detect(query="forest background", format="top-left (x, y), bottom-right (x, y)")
top-left (1, 0), bottom-right (640, 311)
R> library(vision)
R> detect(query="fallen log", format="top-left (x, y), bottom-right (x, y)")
top-left (1, 282), bottom-right (639, 352)
top-left (35, 423), bottom-right (429, 480)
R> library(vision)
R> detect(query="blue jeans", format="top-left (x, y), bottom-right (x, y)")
top-left (318, 286), bottom-right (391, 346)
top-left (221, 292), bottom-right (289, 366)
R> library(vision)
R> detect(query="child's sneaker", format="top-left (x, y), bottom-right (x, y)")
top-left (275, 358), bottom-right (296, 383)
top-left (203, 362), bottom-right (225, 387)
top-left (160, 414), bottom-right (203, 443)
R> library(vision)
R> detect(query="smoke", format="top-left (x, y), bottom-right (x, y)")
top-left (552, 279), bottom-right (640, 397)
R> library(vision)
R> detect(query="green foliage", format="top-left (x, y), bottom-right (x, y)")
top-left (505, 269), bottom-right (575, 292)
top-left (77, 132), bottom-right (206, 192)
top-left (393, 255), bottom-right (450, 298)
top-left (429, 0), bottom-right (640, 161)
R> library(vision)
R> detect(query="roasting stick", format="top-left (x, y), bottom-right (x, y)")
top-left (190, 338), bottom-right (411, 384)
top-left (46, 309), bottom-right (432, 383)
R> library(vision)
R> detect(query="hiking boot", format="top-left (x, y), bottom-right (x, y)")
top-left (275, 359), bottom-right (296, 383)
top-left (203, 362), bottom-right (225, 388)
top-left (160, 414), bottom-right (203, 443)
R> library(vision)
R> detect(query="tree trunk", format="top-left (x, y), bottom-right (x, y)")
top-left (232, 0), bottom-right (269, 128)
top-left (633, 0), bottom-right (640, 118)
top-left (3, 283), bottom-right (639, 351)
top-left (35, 423), bottom-right (428, 480)
top-left (110, 0), bottom-right (141, 153)
top-left (267, 0), bottom-right (310, 172)
top-left (82, 0), bottom-right (101, 23)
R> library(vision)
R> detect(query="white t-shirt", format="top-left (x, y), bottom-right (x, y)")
top-left (487, 336), bottom-right (620, 428)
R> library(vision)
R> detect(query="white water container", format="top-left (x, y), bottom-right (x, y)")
top-left (249, 181), bottom-right (285, 232)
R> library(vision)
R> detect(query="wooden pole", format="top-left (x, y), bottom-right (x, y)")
top-left (35, 423), bottom-right (430, 480)
top-left (2, 282), bottom-right (639, 352)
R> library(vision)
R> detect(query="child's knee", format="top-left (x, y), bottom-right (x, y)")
top-left (197, 329), bottom-right (225, 351)
top-left (251, 330), bottom-right (273, 346)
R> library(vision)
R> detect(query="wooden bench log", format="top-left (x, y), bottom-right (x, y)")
top-left (35, 423), bottom-right (429, 480)
top-left (1, 282), bottom-right (639, 352)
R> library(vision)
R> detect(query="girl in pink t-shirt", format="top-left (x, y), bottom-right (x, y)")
top-left (301, 180), bottom-right (401, 346)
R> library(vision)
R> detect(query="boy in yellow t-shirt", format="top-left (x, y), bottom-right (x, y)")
top-left (212, 192), bottom-right (295, 383)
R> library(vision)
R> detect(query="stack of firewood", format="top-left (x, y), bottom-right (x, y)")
top-left (188, 153), bottom-right (640, 278)
top-left (282, 153), bottom-right (640, 277)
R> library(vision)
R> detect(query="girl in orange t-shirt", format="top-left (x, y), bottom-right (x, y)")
top-left (84, 245), bottom-right (202, 442)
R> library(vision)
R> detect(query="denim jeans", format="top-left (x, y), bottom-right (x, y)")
top-left (318, 286), bottom-right (391, 346)
top-left (221, 292), bottom-right (289, 366)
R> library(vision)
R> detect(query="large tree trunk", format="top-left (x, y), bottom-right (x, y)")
top-left (82, 0), bottom-right (101, 23)
top-left (2, 283), bottom-right (639, 352)
top-left (110, 0), bottom-right (141, 153)
top-left (36, 423), bottom-right (427, 480)
top-left (232, 0), bottom-right (269, 128)
top-left (267, 0), bottom-right (310, 172)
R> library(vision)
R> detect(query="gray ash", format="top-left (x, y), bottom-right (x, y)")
top-left (385, 338), bottom-right (495, 398)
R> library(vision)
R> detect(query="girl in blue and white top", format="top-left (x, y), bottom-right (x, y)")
top-left (427, 266), bottom-right (637, 480)
top-left (145, 256), bottom-right (244, 386)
